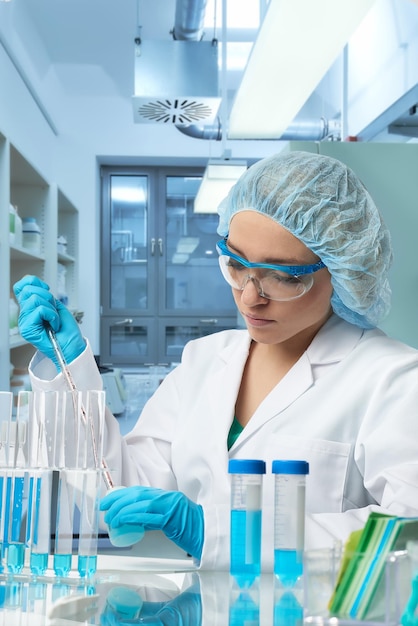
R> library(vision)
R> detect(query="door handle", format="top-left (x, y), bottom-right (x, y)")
top-left (150, 238), bottom-right (156, 255)
top-left (158, 238), bottom-right (163, 255)
top-left (199, 319), bottom-right (218, 324)
top-left (112, 318), bottom-right (133, 326)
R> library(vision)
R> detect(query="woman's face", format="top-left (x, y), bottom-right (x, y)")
top-left (227, 211), bottom-right (333, 349)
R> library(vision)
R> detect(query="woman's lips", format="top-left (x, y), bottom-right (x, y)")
top-left (244, 314), bottom-right (274, 328)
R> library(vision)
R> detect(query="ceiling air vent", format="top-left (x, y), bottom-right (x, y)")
top-left (132, 40), bottom-right (221, 125)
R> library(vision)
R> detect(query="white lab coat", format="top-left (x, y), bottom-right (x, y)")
top-left (29, 314), bottom-right (418, 572)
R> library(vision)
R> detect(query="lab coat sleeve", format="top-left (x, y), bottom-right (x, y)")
top-left (122, 366), bottom-right (185, 491)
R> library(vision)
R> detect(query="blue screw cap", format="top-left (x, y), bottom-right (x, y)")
top-left (272, 460), bottom-right (309, 475)
top-left (228, 459), bottom-right (266, 474)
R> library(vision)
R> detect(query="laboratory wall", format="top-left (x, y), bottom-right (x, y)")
top-left (1, 0), bottom-right (418, 352)
top-left (290, 141), bottom-right (418, 349)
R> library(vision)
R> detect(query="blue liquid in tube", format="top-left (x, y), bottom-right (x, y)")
top-left (274, 591), bottom-right (303, 626)
top-left (229, 590), bottom-right (260, 626)
top-left (7, 542), bottom-right (25, 574)
top-left (230, 509), bottom-right (262, 587)
top-left (3, 476), bottom-right (25, 547)
top-left (53, 553), bottom-right (72, 577)
top-left (30, 552), bottom-right (48, 576)
top-left (78, 555), bottom-right (97, 578)
top-left (274, 549), bottom-right (303, 587)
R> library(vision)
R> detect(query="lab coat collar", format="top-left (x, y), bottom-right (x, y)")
top-left (306, 314), bottom-right (364, 364)
top-left (216, 314), bottom-right (364, 368)
top-left (222, 315), bottom-right (364, 449)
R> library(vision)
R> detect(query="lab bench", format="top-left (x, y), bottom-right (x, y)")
top-left (0, 549), bottom-right (414, 625)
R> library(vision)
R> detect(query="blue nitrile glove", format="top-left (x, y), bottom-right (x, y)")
top-left (138, 589), bottom-right (202, 626)
top-left (100, 585), bottom-right (202, 626)
top-left (13, 274), bottom-right (86, 370)
top-left (100, 486), bottom-right (204, 560)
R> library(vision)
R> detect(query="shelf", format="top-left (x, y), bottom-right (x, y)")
top-left (58, 252), bottom-right (76, 264)
top-left (10, 244), bottom-right (45, 262)
top-left (0, 139), bottom-right (80, 390)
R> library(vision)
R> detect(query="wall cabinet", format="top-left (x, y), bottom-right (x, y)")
top-left (100, 166), bottom-right (237, 366)
top-left (0, 134), bottom-right (79, 390)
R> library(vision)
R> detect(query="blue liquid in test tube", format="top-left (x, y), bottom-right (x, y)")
top-left (30, 553), bottom-right (49, 576)
top-left (229, 459), bottom-right (266, 589)
top-left (78, 554), bottom-right (97, 578)
top-left (4, 474), bottom-right (26, 574)
top-left (229, 586), bottom-right (260, 626)
top-left (230, 509), bottom-right (262, 587)
top-left (7, 542), bottom-right (25, 574)
top-left (274, 591), bottom-right (303, 626)
top-left (53, 553), bottom-right (73, 577)
top-left (274, 549), bottom-right (303, 588)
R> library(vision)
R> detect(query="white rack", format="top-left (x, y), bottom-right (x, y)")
top-left (0, 134), bottom-right (79, 389)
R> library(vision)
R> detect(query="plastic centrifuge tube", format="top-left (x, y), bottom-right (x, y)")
top-left (228, 459), bottom-right (266, 588)
top-left (272, 460), bottom-right (309, 587)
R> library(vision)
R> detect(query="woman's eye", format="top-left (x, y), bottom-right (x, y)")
top-left (227, 259), bottom-right (246, 271)
top-left (269, 271), bottom-right (299, 284)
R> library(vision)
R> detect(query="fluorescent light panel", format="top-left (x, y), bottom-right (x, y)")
top-left (228, 0), bottom-right (376, 139)
top-left (194, 162), bottom-right (247, 214)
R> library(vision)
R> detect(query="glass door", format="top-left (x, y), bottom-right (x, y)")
top-left (107, 174), bottom-right (152, 312)
top-left (161, 173), bottom-right (236, 316)
top-left (100, 166), bottom-right (237, 366)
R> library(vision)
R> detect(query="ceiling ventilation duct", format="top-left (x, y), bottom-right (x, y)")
top-left (132, 0), bottom-right (220, 125)
top-left (132, 39), bottom-right (220, 125)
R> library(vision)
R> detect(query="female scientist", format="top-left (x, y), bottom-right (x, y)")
top-left (14, 151), bottom-right (418, 571)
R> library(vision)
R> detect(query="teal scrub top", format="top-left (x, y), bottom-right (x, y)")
top-left (227, 416), bottom-right (244, 450)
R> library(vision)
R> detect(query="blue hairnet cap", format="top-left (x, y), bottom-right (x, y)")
top-left (217, 151), bottom-right (393, 329)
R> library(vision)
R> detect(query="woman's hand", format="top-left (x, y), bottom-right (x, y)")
top-left (100, 486), bottom-right (204, 560)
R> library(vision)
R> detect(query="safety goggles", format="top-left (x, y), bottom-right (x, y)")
top-left (216, 238), bottom-right (326, 302)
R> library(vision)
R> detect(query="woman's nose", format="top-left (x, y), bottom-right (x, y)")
top-left (240, 275), bottom-right (268, 305)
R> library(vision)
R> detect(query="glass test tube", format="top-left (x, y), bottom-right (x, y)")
top-left (28, 468), bottom-right (53, 576)
top-left (77, 469), bottom-right (101, 578)
top-left (0, 392), bottom-right (13, 572)
top-left (0, 392), bottom-right (30, 575)
top-left (272, 460), bottom-right (309, 587)
top-left (25, 390), bottom-right (58, 576)
top-left (76, 390), bottom-right (105, 577)
top-left (54, 390), bottom-right (105, 577)
top-left (228, 459), bottom-right (266, 588)
top-left (53, 391), bottom-right (81, 577)
top-left (54, 468), bottom-right (76, 577)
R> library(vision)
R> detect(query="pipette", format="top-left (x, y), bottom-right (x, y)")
top-left (46, 325), bottom-right (114, 490)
